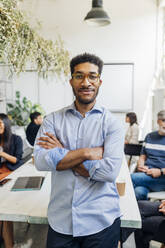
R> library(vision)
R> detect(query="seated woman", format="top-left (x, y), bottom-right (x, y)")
top-left (125, 112), bottom-right (139, 144)
top-left (0, 113), bottom-right (23, 248)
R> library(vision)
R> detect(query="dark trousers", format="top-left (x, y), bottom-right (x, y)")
top-left (47, 217), bottom-right (120, 248)
top-left (135, 201), bottom-right (165, 248)
top-left (121, 201), bottom-right (165, 248)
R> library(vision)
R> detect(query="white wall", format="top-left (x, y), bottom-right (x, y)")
top-left (12, 0), bottom-right (157, 137)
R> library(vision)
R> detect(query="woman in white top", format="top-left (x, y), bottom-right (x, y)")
top-left (125, 112), bottom-right (139, 144)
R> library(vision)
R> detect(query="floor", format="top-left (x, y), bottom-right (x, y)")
top-left (10, 222), bottom-right (163, 248)
top-left (13, 222), bottom-right (48, 248)
top-left (123, 233), bottom-right (162, 248)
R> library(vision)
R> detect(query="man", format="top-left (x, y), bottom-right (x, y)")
top-left (131, 110), bottom-right (165, 200)
top-left (34, 53), bottom-right (124, 248)
top-left (26, 112), bottom-right (43, 146)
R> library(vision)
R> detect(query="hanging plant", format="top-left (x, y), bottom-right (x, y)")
top-left (0, 0), bottom-right (70, 78)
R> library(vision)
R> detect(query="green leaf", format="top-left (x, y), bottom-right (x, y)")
top-left (7, 90), bottom-right (45, 126)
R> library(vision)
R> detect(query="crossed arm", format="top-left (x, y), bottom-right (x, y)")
top-left (37, 132), bottom-right (103, 177)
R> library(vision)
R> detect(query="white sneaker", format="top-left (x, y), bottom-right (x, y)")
top-left (13, 238), bottom-right (33, 248)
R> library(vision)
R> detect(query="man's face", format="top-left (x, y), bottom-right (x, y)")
top-left (70, 62), bottom-right (102, 105)
top-left (158, 119), bottom-right (165, 135)
top-left (34, 115), bottom-right (43, 125)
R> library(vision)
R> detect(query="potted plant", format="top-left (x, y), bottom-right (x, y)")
top-left (7, 91), bottom-right (45, 127)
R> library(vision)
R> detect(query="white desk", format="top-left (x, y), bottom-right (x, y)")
top-left (0, 159), bottom-right (141, 228)
top-left (117, 158), bottom-right (141, 228)
top-left (0, 161), bottom-right (49, 224)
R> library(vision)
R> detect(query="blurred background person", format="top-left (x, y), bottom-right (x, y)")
top-left (0, 113), bottom-right (23, 248)
top-left (124, 112), bottom-right (140, 169)
top-left (0, 113), bottom-right (23, 180)
top-left (125, 112), bottom-right (139, 144)
top-left (26, 112), bottom-right (43, 146)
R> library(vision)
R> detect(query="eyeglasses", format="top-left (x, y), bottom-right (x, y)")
top-left (72, 73), bottom-right (100, 83)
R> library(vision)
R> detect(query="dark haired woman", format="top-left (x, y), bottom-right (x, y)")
top-left (125, 112), bottom-right (139, 144)
top-left (0, 113), bottom-right (23, 248)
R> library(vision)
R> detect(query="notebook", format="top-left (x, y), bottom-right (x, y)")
top-left (11, 176), bottom-right (45, 191)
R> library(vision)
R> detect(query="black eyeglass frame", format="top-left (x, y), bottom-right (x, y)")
top-left (71, 73), bottom-right (100, 83)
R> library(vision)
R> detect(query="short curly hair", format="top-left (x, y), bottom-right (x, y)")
top-left (70, 53), bottom-right (103, 75)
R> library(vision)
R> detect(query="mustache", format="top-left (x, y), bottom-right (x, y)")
top-left (78, 87), bottom-right (95, 91)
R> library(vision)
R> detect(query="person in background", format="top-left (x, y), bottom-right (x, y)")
top-left (26, 112), bottom-right (43, 146)
top-left (34, 53), bottom-right (124, 248)
top-left (134, 200), bottom-right (165, 248)
top-left (121, 200), bottom-right (165, 248)
top-left (0, 113), bottom-right (23, 248)
top-left (125, 112), bottom-right (139, 144)
top-left (131, 110), bottom-right (165, 200)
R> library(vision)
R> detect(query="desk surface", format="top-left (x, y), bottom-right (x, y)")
top-left (117, 158), bottom-right (141, 228)
top-left (0, 159), bottom-right (141, 228)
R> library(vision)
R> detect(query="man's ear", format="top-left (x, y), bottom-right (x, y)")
top-left (69, 78), bottom-right (73, 87)
top-left (34, 119), bottom-right (37, 124)
top-left (99, 79), bottom-right (102, 86)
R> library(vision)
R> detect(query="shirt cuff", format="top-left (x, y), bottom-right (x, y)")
top-left (45, 147), bottom-right (69, 169)
top-left (83, 160), bottom-right (97, 171)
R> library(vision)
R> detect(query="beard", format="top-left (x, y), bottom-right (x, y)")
top-left (159, 126), bottom-right (165, 135)
top-left (72, 87), bottom-right (99, 105)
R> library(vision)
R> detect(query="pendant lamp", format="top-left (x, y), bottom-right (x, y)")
top-left (84, 0), bottom-right (110, 27)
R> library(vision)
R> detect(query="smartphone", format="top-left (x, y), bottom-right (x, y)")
top-left (0, 178), bottom-right (11, 186)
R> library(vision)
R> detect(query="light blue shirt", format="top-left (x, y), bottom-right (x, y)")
top-left (34, 102), bottom-right (124, 237)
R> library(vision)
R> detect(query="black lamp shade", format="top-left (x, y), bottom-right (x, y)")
top-left (84, 0), bottom-right (110, 26)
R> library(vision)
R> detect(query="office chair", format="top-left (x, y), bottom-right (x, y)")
top-left (124, 144), bottom-right (142, 167)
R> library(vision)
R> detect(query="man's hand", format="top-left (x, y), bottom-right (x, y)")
top-left (137, 165), bottom-right (149, 173)
top-left (37, 132), bottom-right (63, 149)
top-left (71, 147), bottom-right (104, 177)
top-left (146, 168), bottom-right (161, 178)
top-left (72, 164), bottom-right (89, 177)
top-left (88, 147), bottom-right (104, 160)
top-left (159, 200), bottom-right (165, 215)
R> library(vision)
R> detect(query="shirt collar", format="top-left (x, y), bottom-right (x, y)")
top-left (66, 101), bottom-right (103, 114)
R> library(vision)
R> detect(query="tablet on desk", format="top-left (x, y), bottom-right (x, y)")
top-left (11, 176), bottom-right (45, 191)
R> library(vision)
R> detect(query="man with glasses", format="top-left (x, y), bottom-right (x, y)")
top-left (131, 110), bottom-right (165, 200)
top-left (34, 53), bottom-right (124, 248)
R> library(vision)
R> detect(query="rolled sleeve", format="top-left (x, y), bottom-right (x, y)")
top-left (45, 147), bottom-right (69, 169)
top-left (140, 136), bottom-right (148, 155)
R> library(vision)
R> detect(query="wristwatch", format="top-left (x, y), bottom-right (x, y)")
top-left (160, 168), bottom-right (164, 176)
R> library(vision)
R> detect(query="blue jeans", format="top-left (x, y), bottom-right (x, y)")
top-left (131, 172), bottom-right (165, 200)
top-left (46, 217), bottom-right (120, 248)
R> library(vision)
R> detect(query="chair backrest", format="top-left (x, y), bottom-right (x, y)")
top-left (124, 144), bottom-right (142, 156)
